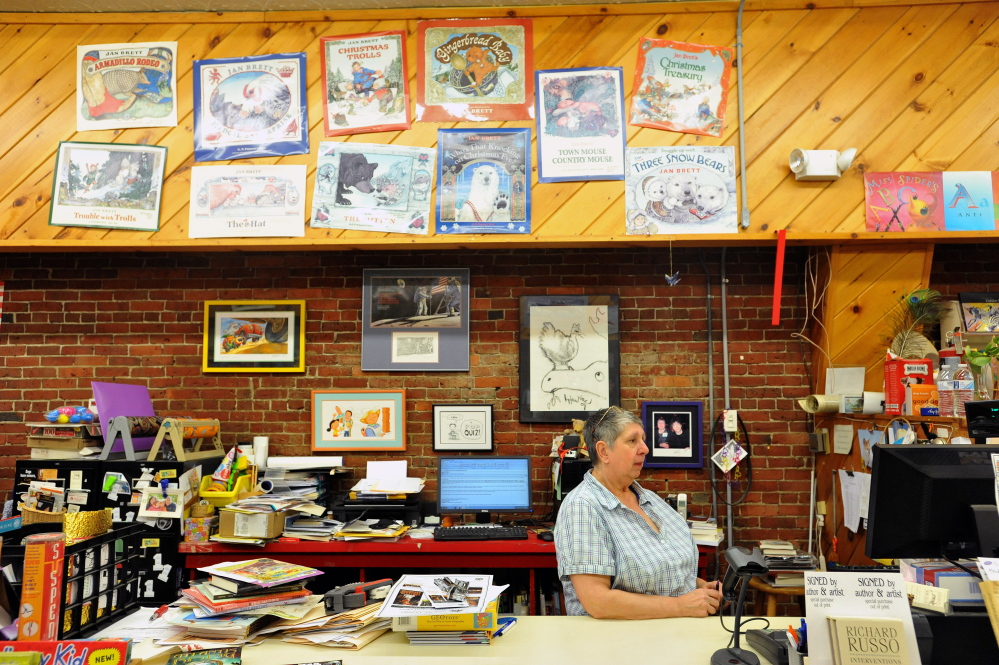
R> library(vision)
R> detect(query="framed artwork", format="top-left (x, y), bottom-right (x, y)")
top-left (77, 41), bottom-right (177, 131)
top-left (433, 404), bottom-right (494, 452)
top-left (202, 300), bottom-right (305, 373)
top-left (641, 401), bottom-right (704, 469)
top-left (958, 292), bottom-right (999, 332)
top-left (437, 128), bottom-right (531, 234)
top-left (312, 389), bottom-right (406, 452)
top-left (311, 142), bottom-right (434, 235)
top-left (136, 487), bottom-right (184, 519)
top-left (535, 67), bottom-right (626, 183)
top-left (189, 165), bottom-right (306, 238)
top-left (519, 295), bottom-right (620, 423)
top-left (319, 31), bottom-right (411, 137)
top-left (361, 268), bottom-right (470, 371)
top-left (416, 18), bottom-right (534, 122)
top-left (49, 141), bottom-right (167, 231)
top-left (193, 53), bottom-right (309, 162)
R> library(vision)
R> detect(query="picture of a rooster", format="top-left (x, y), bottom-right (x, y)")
top-left (538, 322), bottom-right (582, 370)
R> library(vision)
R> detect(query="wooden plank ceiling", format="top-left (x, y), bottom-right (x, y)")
top-left (1, 1), bottom-right (998, 251)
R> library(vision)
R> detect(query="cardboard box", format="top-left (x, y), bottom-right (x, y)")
top-left (219, 510), bottom-right (290, 539)
top-left (17, 533), bottom-right (65, 641)
top-left (26, 436), bottom-right (93, 451)
top-left (884, 357), bottom-right (933, 415)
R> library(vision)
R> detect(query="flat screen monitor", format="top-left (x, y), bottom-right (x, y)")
top-left (866, 443), bottom-right (999, 559)
top-left (437, 456), bottom-right (532, 523)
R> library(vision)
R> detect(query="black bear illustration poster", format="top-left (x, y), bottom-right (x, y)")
top-left (193, 53), bottom-right (309, 162)
top-left (436, 128), bottom-right (531, 235)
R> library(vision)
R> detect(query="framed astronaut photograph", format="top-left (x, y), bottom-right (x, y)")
top-left (641, 401), bottom-right (704, 469)
top-left (432, 404), bottom-right (494, 452)
top-left (362, 268), bottom-right (470, 372)
top-left (202, 300), bottom-right (305, 373)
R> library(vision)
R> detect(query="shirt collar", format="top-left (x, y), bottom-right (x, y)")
top-left (583, 470), bottom-right (650, 509)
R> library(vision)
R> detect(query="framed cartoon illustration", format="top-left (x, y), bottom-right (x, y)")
top-left (312, 389), bottom-right (406, 452)
top-left (361, 268), bottom-right (470, 371)
top-left (641, 401), bottom-right (704, 469)
top-left (193, 53), bottom-right (309, 162)
top-left (320, 31), bottom-right (411, 137)
top-left (311, 142), bottom-right (434, 235)
top-left (189, 165), bottom-right (306, 238)
top-left (49, 141), bottom-right (167, 231)
top-left (202, 300), bottom-right (305, 373)
top-left (77, 42), bottom-right (177, 131)
top-left (433, 404), bottom-right (494, 452)
top-left (535, 67), bottom-right (626, 183)
top-left (417, 18), bottom-right (534, 122)
top-left (958, 292), bottom-right (999, 332)
top-left (437, 128), bottom-right (531, 234)
top-left (137, 487), bottom-right (184, 519)
top-left (519, 295), bottom-right (620, 423)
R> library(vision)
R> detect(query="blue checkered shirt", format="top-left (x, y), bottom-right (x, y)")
top-left (554, 470), bottom-right (698, 616)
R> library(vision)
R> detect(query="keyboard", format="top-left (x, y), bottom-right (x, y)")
top-left (433, 526), bottom-right (529, 541)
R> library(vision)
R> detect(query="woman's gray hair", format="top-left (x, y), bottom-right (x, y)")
top-left (583, 406), bottom-right (643, 465)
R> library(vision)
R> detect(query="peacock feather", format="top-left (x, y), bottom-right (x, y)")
top-left (886, 288), bottom-right (945, 359)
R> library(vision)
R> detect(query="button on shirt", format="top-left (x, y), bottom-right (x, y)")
top-left (554, 470), bottom-right (699, 616)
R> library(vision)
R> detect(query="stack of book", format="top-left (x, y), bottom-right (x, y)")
top-left (392, 599), bottom-right (501, 645)
top-left (760, 539), bottom-right (817, 572)
top-left (688, 518), bottom-right (723, 545)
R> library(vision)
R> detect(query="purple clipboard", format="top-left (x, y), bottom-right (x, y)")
top-left (92, 381), bottom-right (156, 452)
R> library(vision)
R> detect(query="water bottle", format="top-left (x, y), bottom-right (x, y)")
top-left (954, 363), bottom-right (975, 417)
top-left (937, 363), bottom-right (955, 417)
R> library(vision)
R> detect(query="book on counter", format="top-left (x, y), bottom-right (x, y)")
top-left (167, 647), bottom-right (242, 665)
top-left (405, 630), bottom-right (492, 645)
top-left (391, 600), bottom-right (498, 632)
top-left (182, 584), bottom-right (312, 616)
top-left (199, 558), bottom-right (323, 588)
top-left (198, 580), bottom-right (306, 601)
top-left (165, 609), bottom-right (274, 638)
top-left (827, 616), bottom-right (909, 665)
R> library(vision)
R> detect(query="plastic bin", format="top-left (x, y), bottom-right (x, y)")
top-left (199, 474), bottom-right (251, 508)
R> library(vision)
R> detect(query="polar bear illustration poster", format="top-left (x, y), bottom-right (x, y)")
top-left (417, 18), bottom-right (534, 122)
top-left (624, 145), bottom-right (736, 235)
top-left (437, 128), bottom-right (531, 234)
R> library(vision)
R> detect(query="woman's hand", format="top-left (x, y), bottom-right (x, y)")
top-left (674, 587), bottom-right (723, 617)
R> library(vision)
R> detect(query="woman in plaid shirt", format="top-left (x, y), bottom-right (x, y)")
top-left (554, 406), bottom-right (723, 618)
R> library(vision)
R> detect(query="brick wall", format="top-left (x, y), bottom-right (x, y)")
top-left (0, 247), bottom-right (813, 547)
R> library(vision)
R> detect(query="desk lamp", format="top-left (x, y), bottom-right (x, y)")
top-left (710, 546), bottom-right (769, 665)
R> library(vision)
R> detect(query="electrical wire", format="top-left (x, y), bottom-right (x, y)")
top-left (708, 412), bottom-right (754, 507)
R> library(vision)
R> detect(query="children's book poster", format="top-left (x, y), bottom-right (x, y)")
top-left (320, 31), bottom-right (411, 137)
top-left (193, 53), bottom-right (309, 162)
top-left (437, 128), bottom-right (531, 234)
top-left (77, 42), bottom-right (176, 132)
top-left (625, 146), bottom-right (737, 234)
top-left (189, 165), bottom-right (306, 238)
top-left (417, 18), bottom-right (534, 122)
top-left (630, 39), bottom-right (734, 138)
top-left (535, 67), bottom-right (626, 183)
top-left (311, 142), bottom-right (434, 235)
top-left (863, 171), bottom-right (999, 232)
top-left (49, 141), bottom-right (167, 231)
top-left (167, 647), bottom-right (241, 665)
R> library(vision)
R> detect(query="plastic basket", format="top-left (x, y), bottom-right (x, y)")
top-left (198, 474), bottom-right (251, 508)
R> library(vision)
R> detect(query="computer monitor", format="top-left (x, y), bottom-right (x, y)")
top-left (866, 443), bottom-right (999, 559)
top-left (437, 456), bottom-right (532, 524)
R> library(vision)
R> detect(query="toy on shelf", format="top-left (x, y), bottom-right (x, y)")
top-left (44, 406), bottom-right (95, 424)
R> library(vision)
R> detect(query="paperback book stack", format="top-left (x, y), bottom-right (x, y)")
top-left (760, 539), bottom-right (817, 577)
top-left (688, 518), bottom-right (723, 545)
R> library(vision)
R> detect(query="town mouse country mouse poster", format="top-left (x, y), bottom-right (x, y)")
top-left (630, 39), bottom-right (734, 138)
top-left (437, 128), bottom-right (531, 234)
top-left (417, 18), bottom-right (534, 122)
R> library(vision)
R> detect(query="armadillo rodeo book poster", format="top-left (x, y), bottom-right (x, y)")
top-left (417, 18), bottom-right (534, 122)
top-left (320, 31), bottom-right (411, 137)
top-left (77, 42), bottom-right (178, 131)
top-left (193, 53), bottom-right (309, 162)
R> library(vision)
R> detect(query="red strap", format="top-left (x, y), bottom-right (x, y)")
top-left (772, 229), bottom-right (787, 325)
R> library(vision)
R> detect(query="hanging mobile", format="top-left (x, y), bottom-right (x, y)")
top-left (665, 237), bottom-right (681, 286)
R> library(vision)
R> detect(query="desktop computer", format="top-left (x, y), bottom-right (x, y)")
top-left (434, 456), bottom-right (532, 541)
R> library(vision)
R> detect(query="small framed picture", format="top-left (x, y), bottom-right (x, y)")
top-left (641, 401), bottom-right (704, 469)
top-left (958, 292), bottom-right (999, 332)
top-left (136, 487), bottom-right (183, 519)
top-left (312, 389), bottom-right (406, 452)
top-left (433, 404), bottom-right (494, 452)
top-left (203, 300), bottom-right (305, 373)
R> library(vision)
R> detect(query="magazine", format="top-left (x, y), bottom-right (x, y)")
top-left (417, 18), bottom-right (534, 122)
top-left (624, 145), bottom-right (737, 235)
top-left (193, 53), bottom-right (309, 162)
top-left (630, 39), bottom-right (734, 138)
top-left (376, 574), bottom-right (493, 618)
top-left (436, 128), bottom-right (531, 234)
top-left (198, 558), bottom-right (323, 587)
top-left (167, 647), bottom-right (241, 665)
top-left (320, 31), bottom-right (411, 137)
top-left (76, 42), bottom-right (177, 131)
top-left (535, 67), bottom-right (626, 183)
top-left (311, 142), bottom-right (434, 234)
top-left (189, 165), bottom-right (306, 238)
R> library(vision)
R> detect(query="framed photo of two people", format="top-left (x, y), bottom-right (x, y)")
top-left (641, 401), bottom-right (704, 469)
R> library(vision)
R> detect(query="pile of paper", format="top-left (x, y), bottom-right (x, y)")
top-left (283, 514), bottom-right (345, 541)
top-left (349, 460), bottom-right (425, 499)
top-left (272, 602), bottom-right (391, 650)
top-left (334, 519), bottom-right (410, 542)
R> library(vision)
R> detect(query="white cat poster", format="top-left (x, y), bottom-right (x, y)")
top-left (624, 145), bottom-right (736, 235)
top-left (311, 142), bottom-right (434, 235)
top-left (189, 165), bottom-right (306, 238)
